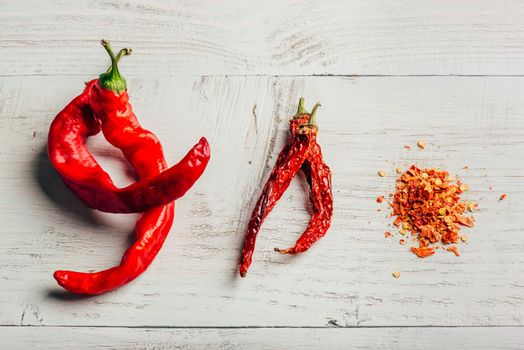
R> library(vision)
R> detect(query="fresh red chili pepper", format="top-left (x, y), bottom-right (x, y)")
top-left (238, 101), bottom-right (319, 277)
top-left (52, 40), bottom-right (210, 294)
top-left (274, 100), bottom-right (333, 254)
top-left (48, 42), bottom-right (210, 214)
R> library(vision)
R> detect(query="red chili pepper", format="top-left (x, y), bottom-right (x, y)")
top-left (51, 40), bottom-right (210, 294)
top-left (48, 42), bottom-right (209, 213)
top-left (275, 100), bottom-right (333, 254)
top-left (238, 101), bottom-right (319, 277)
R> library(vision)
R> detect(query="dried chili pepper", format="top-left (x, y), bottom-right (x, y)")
top-left (48, 41), bottom-right (209, 214)
top-left (51, 40), bottom-right (210, 294)
top-left (239, 99), bottom-right (333, 277)
top-left (274, 99), bottom-right (333, 255)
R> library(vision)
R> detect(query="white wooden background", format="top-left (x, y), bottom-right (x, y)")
top-left (1, 1), bottom-right (524, 349)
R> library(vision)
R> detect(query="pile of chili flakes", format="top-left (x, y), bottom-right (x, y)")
top-left (387, 165), bottom-right (477, 258)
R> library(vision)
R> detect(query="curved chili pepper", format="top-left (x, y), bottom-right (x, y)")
top-left (238, 105), bottom-right (318, 277)
top-left (54, 203), bottom-right (175, 295)
top-left (52, 40), bottom-right (209, 294)
top-left (48, 42), bottom-right (210, 213)
top-left (275, 99), bottom-right (333, 254)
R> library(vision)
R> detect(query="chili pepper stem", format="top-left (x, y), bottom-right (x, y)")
top-left (298, 102), bottom-right (320, 133)
top-left (99, 39), bottom-right (129, 93)
top-left (104, 48), bottom-right (132, 73)
top-left (309, 103), bottom-right (321, 126)
top-left (116, 48), bottom-right (132, 62)
top-left (294, 97), bottom-right (308, 119)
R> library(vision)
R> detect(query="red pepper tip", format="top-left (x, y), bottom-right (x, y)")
top-left (274, 247), bottom-right (295, 255)
top-left (53, 270), bottom-right (68, 287)
top-left (239, 271), bottom-right (247, 278)
top-left (197, 137), bottom-right (211, 157)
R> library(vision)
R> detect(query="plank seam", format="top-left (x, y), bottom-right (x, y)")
top-left (1, 325), bottom-right (523, 329)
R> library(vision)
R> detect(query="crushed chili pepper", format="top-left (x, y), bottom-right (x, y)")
top-left (390, 165), bottom-right (476, 258)
top-left (411, 247), bottom-right (435, 258)
top-left (376, 195), bottom-right (385, 203)
top-left (499, 193), bottom-right (507, 201)
top-left (447, 246), bottom-right (460, 256)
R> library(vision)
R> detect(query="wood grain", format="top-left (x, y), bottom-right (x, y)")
top-left (3, 326), bottom-right (524, 350)
top-left (1, 75), bottom-right (523, 330)
top-left (3, 1), bottom-right (524, 76)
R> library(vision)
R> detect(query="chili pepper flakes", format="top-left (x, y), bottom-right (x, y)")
top-left (500, 193), bottom-right (507, 201)
top-left (417, 140), bottom-right (426, 149)
top-left (376, 195), bottom-right (385, 203)
top-left (390, 165), bottom-right (476, 258)
top-left (411, 247), bottom-right (435, 258)
top-left (447, 246), bottom-right (460, 257)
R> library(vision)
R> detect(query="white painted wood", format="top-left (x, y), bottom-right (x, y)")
top-left (0, 75), bottom-right (523, 330)
top-left (3, 327), bottom-right (524, 350)
top-left (3, 1), bottom-right (524, 76)
top-left (4, 1), bottom-right (524, 346)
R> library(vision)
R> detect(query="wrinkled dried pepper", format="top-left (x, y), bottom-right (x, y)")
top-left (275, 98), bottom-right (333, 254)
top-left (50, 40), bottom-right (210, 294)
top-left (239, 99), bottom-right (333, 277)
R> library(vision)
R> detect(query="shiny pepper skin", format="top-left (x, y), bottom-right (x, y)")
top-left (48, 79), bottom-right (210, 213)
top-left (50, 40), bottom-right (210, 294)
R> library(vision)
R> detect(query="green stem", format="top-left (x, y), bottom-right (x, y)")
top-left (105, 48), bottom-right (132, 73)
top-left (308, 102), bottom-right (321, 126)
top-left (98, 40), bottom-right (129, 93)
top-left (116, 48), bottom-right (132, 62)
top-left (295, 97), bottom-right (307, 117)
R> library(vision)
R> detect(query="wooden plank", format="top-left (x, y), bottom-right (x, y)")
top-left (3, 326), bottom-right (524, 350)
top-left (0, 75), bottom-right (523, 327)
top-left (3, 1), bottom-right (524, 76)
